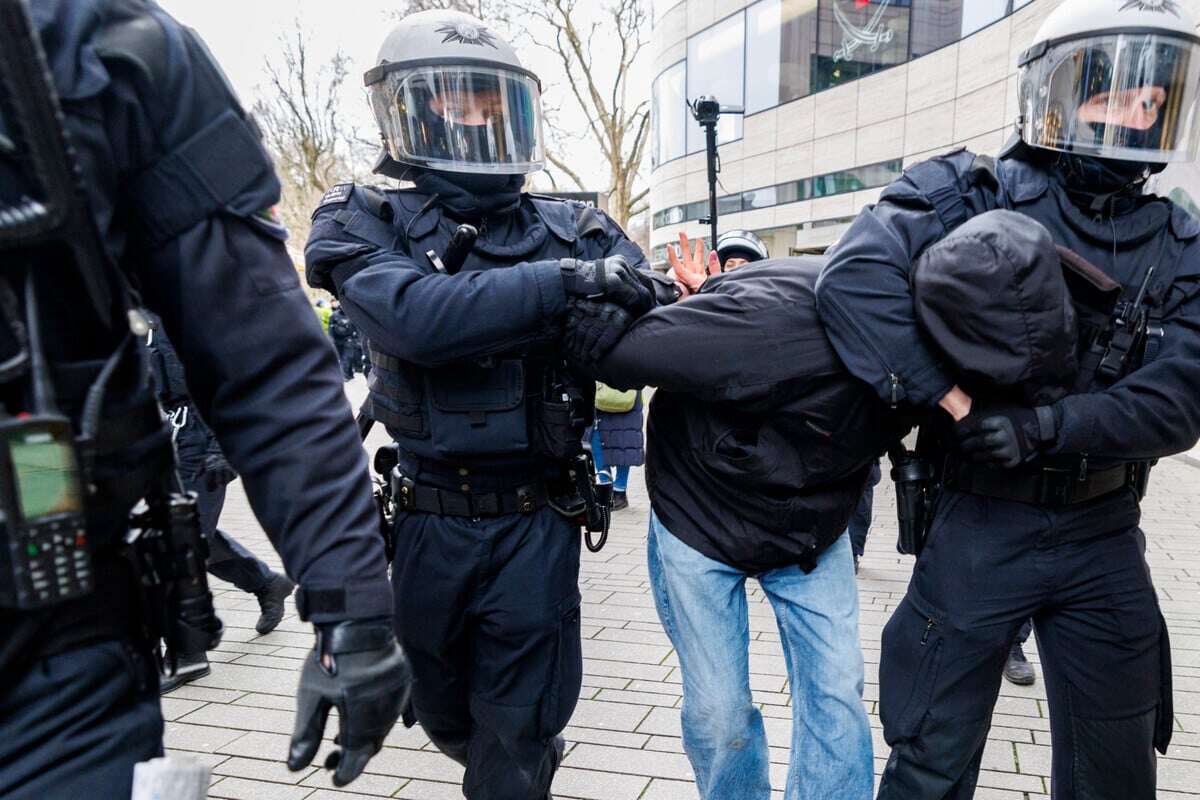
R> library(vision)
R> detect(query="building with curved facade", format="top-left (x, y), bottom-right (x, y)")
top-left (648, 0), bottom-right (1200, 266)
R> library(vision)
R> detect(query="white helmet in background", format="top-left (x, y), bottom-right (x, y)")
top-left (715, 229), bottom-right (769, 268)
top-left (365, 10), bottom-right (546, 176)
top-left (1017, 0), bottom-right (1200, 164)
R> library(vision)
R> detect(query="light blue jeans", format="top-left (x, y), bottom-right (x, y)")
top-left (647, 511), bottom-right (873, 800)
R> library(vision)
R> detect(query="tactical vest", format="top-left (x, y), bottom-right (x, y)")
top-left (349, 189), bottom-right (596, 471)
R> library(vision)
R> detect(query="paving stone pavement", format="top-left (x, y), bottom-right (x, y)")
top-left (165, 379), bottom-right (1200, 799)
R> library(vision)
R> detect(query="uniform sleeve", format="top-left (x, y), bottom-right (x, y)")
top-left (814, 178), bottom-right (957, 408)
top-left (592, 208), bottom-right (651, 272)
top-left (1052, 277), bottom-right (1200, 459)
top-left (306, 212), bottom-right (567, 367)
top-left (114, 7), bottom-right (389, 623)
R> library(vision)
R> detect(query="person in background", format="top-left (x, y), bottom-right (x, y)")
top-left (715, 228), bottom-right (769, 271)
top-left (1005, 620), bottom-right (1037, 686)
top-left (591, 384), bottom-right (644, 511)
top-left (849, 459), bottom-right (882, 574)
top-left (314, 298), bottom-right (332, 333)
top-left (328, 301), bottom-right (362, 381)
top-left (147, 316), bottom-right (296, 693)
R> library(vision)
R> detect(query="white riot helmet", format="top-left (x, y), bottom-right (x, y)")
top-left (1017, 0), bottom-right (1200, 164)
top-left (716, 229), bottom-right (769, 267)
top-left (365, 10), bottom-right (545, 175)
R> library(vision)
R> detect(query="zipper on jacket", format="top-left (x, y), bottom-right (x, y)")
top-left (1078, 453), bottom-right (1088, 483)
top-left (822, 294), bottom-right (904, 408)
top-left (921, 618), bottom-right (937, 645)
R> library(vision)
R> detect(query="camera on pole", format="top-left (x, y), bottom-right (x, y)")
top-left (688, 96), bottom-right (744, 272)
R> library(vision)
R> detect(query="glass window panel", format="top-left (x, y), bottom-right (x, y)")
top-left (780, 0), bottom-right (819, 103)
top-left (652, 62), bottom-right (687, 166)
top-left (746, 0), bottom-right (783, 113)
top-left (960, 0), bottom-right (1006, 38)
top-left (686, 13), bottom-right (745, 153)
top-left (718, 193), bottom-right (744, 215)
top-left (815, 0), bottom-right (910, 93)
top-left (685, 199), bottom-right (708, 220)
top-left (910, 0), bottom-right (963, 59)
top-left (743, 185), bottom-right (778, 209)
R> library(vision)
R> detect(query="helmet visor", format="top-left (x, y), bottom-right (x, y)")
top-left (369, 66), bottom-right (544, 174)
top-left (1021, 34), bottom-right (1200, 163)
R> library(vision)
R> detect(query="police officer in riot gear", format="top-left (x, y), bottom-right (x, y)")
top-left (306, 10), bottom-right (654, 800)
top-left (0, 1), bottom-right (408, 796)
top-left (816, 0), bottom-right (1200, 796)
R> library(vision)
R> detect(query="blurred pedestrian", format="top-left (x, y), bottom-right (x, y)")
top-left (147, 317), bottom-right (295, 693)
top-left (328, 303), bottom-right (362, 381)
top-left (592, 384), bottom-right (644, 510)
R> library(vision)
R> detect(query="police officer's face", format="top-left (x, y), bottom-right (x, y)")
top-left (428, 88), bottom-right (502, 126)
top-left (1077, 85), bottom-right (1167, 131)
top-left (723, 256), bottom-right (750, 270)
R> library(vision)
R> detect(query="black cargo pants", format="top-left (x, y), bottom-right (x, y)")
top-left (877, 487), bottom-right (1170, 800)
top-left (0, 640), bottom-right (162, 799)
top-left (392, 504), bottom-right (582, 800)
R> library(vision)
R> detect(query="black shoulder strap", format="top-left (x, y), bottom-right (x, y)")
top-left (903, 152), bottom-right (1001, 236)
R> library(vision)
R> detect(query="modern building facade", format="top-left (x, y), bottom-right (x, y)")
top-left (648, 0), bottom-right (1200, 265)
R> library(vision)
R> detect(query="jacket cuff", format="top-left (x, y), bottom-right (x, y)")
top-left (532, 260), bottom-right (568, 319)
top-left (296, 577), bottom-right (393, 624)
top-left (903, 361), bottom-right (955, 408)
top-left (1047, 396), bottom-right (1092, 455)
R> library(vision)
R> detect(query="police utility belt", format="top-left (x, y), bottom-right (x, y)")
top-left (941, 458), bottom-right (1151, 508)
top-left (391, 469), bottom-right (548, 517)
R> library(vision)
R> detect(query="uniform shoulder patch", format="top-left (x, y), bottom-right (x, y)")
top-left (316, 183), bottom-right (354, 212)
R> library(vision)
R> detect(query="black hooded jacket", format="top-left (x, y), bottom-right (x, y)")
top-left (592, 258), bottom-right (893, 573)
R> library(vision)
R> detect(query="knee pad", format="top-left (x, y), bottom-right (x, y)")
top-left (1069, 708), bottom-right (1157, 800)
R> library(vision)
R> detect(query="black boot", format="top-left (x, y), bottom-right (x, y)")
top-left (159, 652), bottom-right (210, 695)
top-left (1003, 641), bottom-right (1036, 686)
top-left (254, 572), bottom-right (296, 635)
top-left (611, 491), bottom-right (629, 511)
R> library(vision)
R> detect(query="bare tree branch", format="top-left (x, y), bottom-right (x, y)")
top-left (546, 152), bottom-right (588, 191)
top-left (509, 0), bottom-right (650, 227)
top-left (253, 22), bottom-right (368, 263)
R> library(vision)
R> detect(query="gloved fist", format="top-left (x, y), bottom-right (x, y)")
top-left (201, 454), bottom-right (237, 492)
top-left (952, 404), bottom-right (1058, 469)
top-left (561, 256), bottom-right (654, 316)
top-left (563, 299), bottom-right (635, 369)
top-left (288, 618), bottom-right (412, 787)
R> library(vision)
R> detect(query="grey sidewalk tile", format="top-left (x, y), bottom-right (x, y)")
top-left (299, 770), bottom-right (407, 796)
top-left (564, 742), bottom-right (694, 781)
top-left (160, 697), bottom-right (207, 721)
top-left (208, 776), bottom-right (314, 799)
top-left (551, 766), bottom-right (650, 799)
top-left (163, 723), bottom-right (247, 754)
top-left (213, 755), bottom-right (316, 785)
top-left (180, 702), bottom-right (297, 735)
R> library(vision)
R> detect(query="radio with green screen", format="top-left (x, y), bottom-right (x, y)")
top-left (0, 414), bottom-right (91, 609)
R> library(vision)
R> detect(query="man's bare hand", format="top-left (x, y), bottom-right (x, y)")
top-left (666, 232), bottom-right (720, 297)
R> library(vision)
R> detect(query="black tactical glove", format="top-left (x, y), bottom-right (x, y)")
top-left (288, 618), bottom-right (411, 787)
top-left (560, 256), bottom-right (654, 316)
top-left (953, 404), bottom-right (1059, 468)
top-left (563, 299), bottom-right (635, 369)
